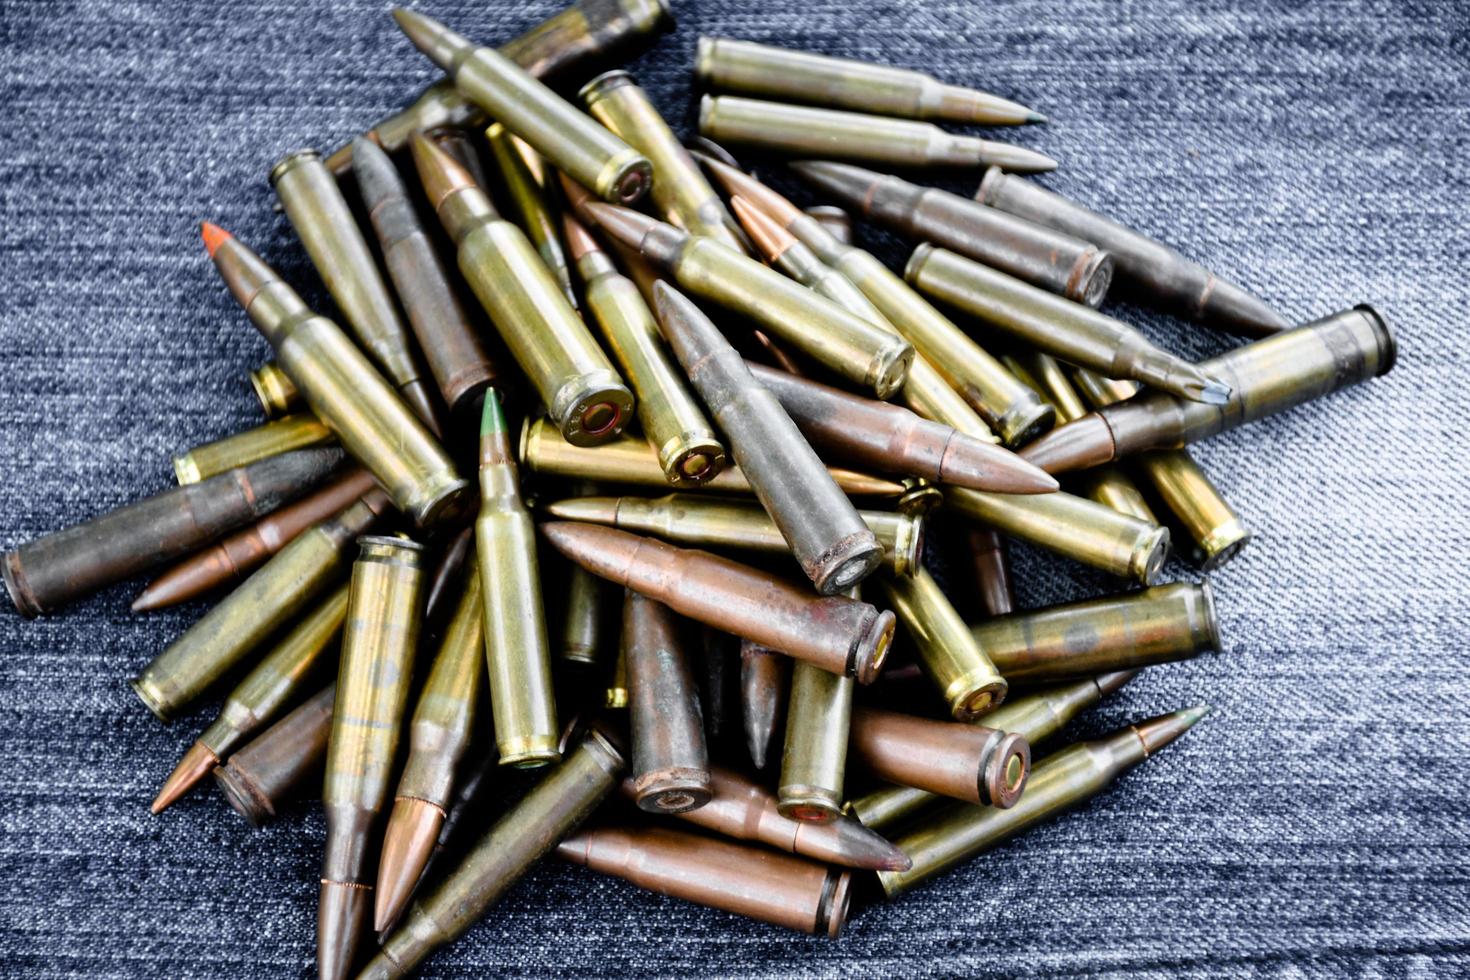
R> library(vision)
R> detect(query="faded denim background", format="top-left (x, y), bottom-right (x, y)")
top-left (2, 0), bottom-right (1467, 977)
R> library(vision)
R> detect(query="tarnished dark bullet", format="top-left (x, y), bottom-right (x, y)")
top-left (249, 360), bottom-right (302, 419)
top-left (778, 659), bottom-right (854, 822)
top-left (792, 160), bottom-right (1112, 306)
top-left (746, 362), bottom-right (1057, 494)
top-left (215, 682), bottom-right (336, 827)
top-left (654, 283), bottom-right (884, 593)
top-left (804, 205), bottom-right (853, 244)
top-left (564, 214), bottom-right (727, 485)
top-left (476, 392), bottom-right (560, 767)
top-left (485, 124), bottom-right (579, 310)
top-left (319, 535), bottom-right (425, 980)
top-left (977, 167), bottom-right (1289, 336)
top-left (376, 571), bottom-right (484, 932)
top-left (2, 447), bottom-right (342, 619)
top-left (559, 824), bottom-right (853, 936)
top-left (908, 244), bottom-right (1231, 404)
top-left (879, 568), bottom-right (1007, 721)
top-left (270, 150), bottom-right (441, 433)
top-left (421, 525), bottom-right (475, 642)
top-left (413, 135), bottom-right (634, 447)
top-left (544, 492), bottom-right (924, 577)
top-left (173, 414), bottom-right (335, 485)
top-left (353, 137), bottom-right (498, 418)
top-left (151, 584), bottom-right (349, 814)
top-left (695, 37), bottom-right (1044, 126)
top-left (701, 95), bottom-right (1058, 173)
top-left (560, 538), bottom-right (609, 666)
top-left (204, 225), bottom-right (470, 529)
top-left (585, 203), bottom-right (914, 400)
top-left (740, 640), bottom-right (788, 770)
top-left (393, 8), bottom-right (652, 204)
top-left (878, 706), bottom-right (1210, 898)
top-left (966, 527), bottom-right (1014, 618)
top-left (1021, 306), bottom-right (1399, 474)
top-left (624, 590), bottom-right (711, 813)
top-left (360, 724), bottom-right (626, 979)
top-left (541, 523), bottom-right (896, 684)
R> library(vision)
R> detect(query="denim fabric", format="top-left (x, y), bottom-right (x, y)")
top-left (1, 0), bottom-right (1466, 976)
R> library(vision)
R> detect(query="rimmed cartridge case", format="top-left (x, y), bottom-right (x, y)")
top-left (624, 590), bottom-right (711, 813)
top-left (172, 414), bottom-right (334, 485)
top-left (878, 568), bottom-right (1007, 721)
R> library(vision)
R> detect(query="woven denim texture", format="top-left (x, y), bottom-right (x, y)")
top-left (1, 0), bottom-right (1467, 976)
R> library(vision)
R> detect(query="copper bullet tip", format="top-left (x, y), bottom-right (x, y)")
top-left (583, 202), bottom-right (658, 252)
top-left (694, 153), bottom-right (803, 226)
top-left (199, 221), bottom-right (232, 258)
top-left (729, 196), bottom-right (796, 262)
top-left (1017, 413), bottom-right (1118, 475)
top-left (561, 212), bottom-right (601, 262)
top-left (151, 741), bottom-right (220, 814)
top-left (375, 797), bottom-right (445, 932)
top-left (317, 879), bottom-right (373, 980)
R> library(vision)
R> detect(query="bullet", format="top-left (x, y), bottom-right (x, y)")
top-left (1, 447), bottom-right (342, 619)
top-left (877, 567), bottom-right (1008, 720)
top-left (585, 203), bottom-right (914, 400)
top-left (564, 214), bottom-right (727, 485)
top-left (521, 416), bottom-right (904, 499)
top-left (214, 682), bottom-right (336, 827)
top-left (476, 392), bottom-right (560, 767)
top-left (324, 0), bottom-right (675, 174)
top-left (559, 824), bottom-right (853, 936)
top-left (877, 706), bottom-right (1210, 898)
top-left (745, 362), bottom-right (1057, 494)
top-left (151, 584), bottom-right (349, 814)
top-left (695, 154), bottom-right (1051, 446)
top-left (792, 160), bottom-right (1112, 307)
top-left (483, 125), bottom-right (579, 310)
top-left (966, 527), bottom-right (1014, 618)
top-left (352, 137), bottom-right (499, 418)
top-left (1021, 306), bottom-right (1399, 475)
top-left (740, 639), bottom-right (788, 770)
top-left (544, 492), bottom-right (925, 577)
top-left (624, 590), bottom-right (711, 813)
top-left (172, 414), bottom-right (335, 485)
top-left (130, 486), bottom-right (389, 722)
top-left (974, 581), bottom-right (1220, 683)
top-left (412, 136), bottom-right (634, 447)
top-left (361, 723), bottom-right (626, 979)
top-left (850, 705), bottom-right (1030, 809)
top-left (375, 571), bottom-right (484, 932)
top-left (778, 659), bottom-right (854, 823)
top-left (694, 37), bottom-right (1045, 126)
top-left (977, 167), bottom-right (1289, 336)
top-left (541, 523), bottom-right (896, 684)
top-left (393, 8), bottom-right (652, 204)
top-left (803, 205), bottom-right (853, 244)
top-left (204, 225), bottom-right (470, 529)
top-left (907, 244), bottom-right (1231, 405)
top-left (249, 360), bottom-right (302, 419)
top-left (582, 70), bottom-right (747, 251)
top-left (421, 525), bottom-right (476, 643)
top-left (269, 150), bottom-right (441, 433)
top-left (319, 535), bottom-right (425, 980)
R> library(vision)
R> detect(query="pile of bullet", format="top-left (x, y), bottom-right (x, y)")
top-left (1, 3), bottom-right (1399, 978)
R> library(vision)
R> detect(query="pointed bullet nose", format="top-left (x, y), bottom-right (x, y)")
top-left (409, 131), bottom-right (477, 213)
top-left (1135, 704), bottom-right (1211, 756)
top-left (1094, 669), bottom-right (1141, 697)
top-left (396, 378), bottom-right (444, 437)
top-left (318, 880), bottom-right (372, 980)
top-left (729, 196), bottom-right (794, 262)
top-left (786, 160), bottom-right (873, 209)
top-left (538, 521), bottom-right (642, 586)
top-left (392, 8), bottom-right (462, 72)
top-left (561, 212), bottom-right (601, 261)
top-left (375, 797), bottom-right (444, 933)
top-left (582, 202), bottom-right (657, 252)
top-left (940, 436), bottom-right (1060, 494)
top-left (151, 741), bottom-right (219, 814)
top-left (986, 143), bottom-right (1059, 174)
top-left (543, 496), bottom-right (620, 525)
top-left (200, 221), bottom-right (232, 258)
top-left (1017, 414), bottom-right (1118, 475)
top-left (831, 817), bottom-right (914, 872)
top-left (350, 136), bottom-right (400, 208)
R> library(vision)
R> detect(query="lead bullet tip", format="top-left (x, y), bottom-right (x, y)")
top-left (151, 741), bottom-right (219, 814)
top-left (1027, 111), bottom-right (1049, 124)
top-left (1134, 704), bottom-right (1211, 756)
top-left (1199, 377), bottom-right (1233, 405)
top-left (199, 221), bottom-right (232, 258)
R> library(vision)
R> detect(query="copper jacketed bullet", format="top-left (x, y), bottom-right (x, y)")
top-left (540, 523), bottom-right (895, 685)
top-left (172, 414), bottom-right (335, 485)
top-left (624, 590), bottom-right (711, 813)
top-left (740, 639), bottom-right (788, 770)
top-left (249, 360), bottom-right (302, 419)
top-left (412, 135), bottom-right (634, 447)
top-left (966, 527), bottom-right (1014, 618)
top-left (977, 167), bottom-right (1289, 336)
top-left (215, 682), bottom-right (336, 827)
top-left (2, 446), bottom-right (341, 618)
top-left (879, 568), bottom-right (1007, 721)
top-left (849, 705), bottom-right (1030, 808)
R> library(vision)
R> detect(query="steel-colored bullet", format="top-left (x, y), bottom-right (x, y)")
top-left (966, 527), bottom-right (1014, 618)
top-left (908, 244), bottom-right (1231, 404)
top-left (694, 154), bottom-right (1050, 445)
top-left (476, 392), bottom-right (560, 768)
top-left (878, 568), bottom-right (1007, 721)
top-left (878, 706), bottom-right (1210, 898)
top-left (270, 150), bottom-right (441, 433)
top-left (541, 523), bottom-right (895, 684)
top-left (319, 535), bottom-right (425, 980)
top-left (545, 493), bottom-right (924, 578)
top-left (740, 639), bottom-right (788, 770)
top-left (624, 590), bottom-right (711, 813)
top-left (393, 8), bottom-right (652, 204)
top-left (360, 723), bottom-right (626, 979)
top-left (778, 659), bottom-right (854, 823)
top-left (582, 70), bottom-right (747, 251)
top-left (353, 137), bottom-right (498, 418)
top-left (421, 525), bottom-right (476, 643)
top-left (214, 682), bottom-right (336, 827)
top-left (653, 284), bottom-right (885, 593)
top-left (413, 136), bottom-right (634, 447)
top-left (1021, 306), bottom-right (1399, 475)
top-left (850, 705), bottom-right (1030, 809)
top-left (700, 95), bottom-right (1057, 173)
top-left (977, 167), bottom-right (1289, 336)
top-left (521, 416), bottom-right (904, 499)
top-left (376, 571), bottom-right (484, 932)
top-left (565, 214), bottom-right (727, 485)
top-left (204, 225), bottom-right (470, 529)
top-left (151, 584), bottom-right (349, 814)
top-left (1, 447), bottom-right (342, 619)
top-left (585, 203), bottom-right (914, 400)
top-left (173, 414), bottom-right (335, 485)
top-left (694, 37), bottom-right (1044, 126)
top-left (249, 360), bottom-right (302, 419)
top-left (804, 205), bottom-right (853, 244)
top-left (131, 486), bottom-right (388, 722)
top-left (792, 160), bottom-right (1112, 307)
top-left (485, 124), bottom-right (579, 309)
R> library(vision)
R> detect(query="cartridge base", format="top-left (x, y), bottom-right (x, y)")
top-left (1069, 249), bottom-right (1115, 309)
top-left (129, 676), bottom-right (174, 723)
top-left (656, 432), bottom-right (728, 487)
top-left (1, 551), bottom-right (40, 618)
top-left (595, 147), bottom-right (654, 205)
top-left (1194, 518), bottom-right (1251, 571)
top-left (633, 768), bottom-right (713, 814)
top-left (497, 734), bottom-right (562, 769)
top-left (552, 373), bottom-right (636, 448)
top-left (943, 671), bottom-right (1008, 722)
top-left (777, 785), bottom-right (844, 823)
top-left (214, 761), bottom-right (274, 826)
top-left (1132, 526), bottom-right (1172, 586)
top-left (807, 530), bottom-right (884, 596)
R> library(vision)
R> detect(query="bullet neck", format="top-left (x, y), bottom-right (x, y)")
top-left (438, 187), bottom-right (500, 246)
top-left (640, 222), bottom-right (690, 272)
top-left (245, 281), bottom-right (314, 347)
top-left (786, 213), bottom-right (849, 266)
top-left (322, 803), bottom-right (380, 882)
top-left (1099, 728), bottom-right (1149, 773)
top-left (770, 240), bottom-right (823, 286)
top-left (574, 249), bottom-right (619, 286)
